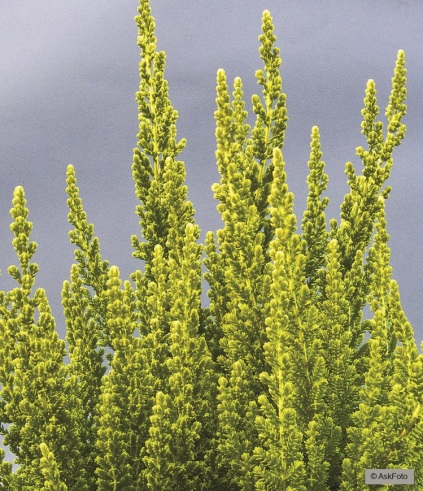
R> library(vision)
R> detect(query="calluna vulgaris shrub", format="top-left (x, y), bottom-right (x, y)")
top-left (0, 1), bottom-right (422, 489)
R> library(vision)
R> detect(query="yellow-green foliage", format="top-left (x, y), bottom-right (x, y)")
top-left (0, 1), bottom-right (421, 490)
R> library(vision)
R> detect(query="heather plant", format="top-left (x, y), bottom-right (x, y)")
top-left (0, 1), bottom-right (422, 490)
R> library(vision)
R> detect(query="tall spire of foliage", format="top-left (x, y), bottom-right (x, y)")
top-left (94, 1), bottom-right (217, 488)
top-left (253, 147), bottom-right (308, 490)
top-left (301, 125), bottom-right (329, 290)
top-left (129, 0), bottom-right (201, 397)
top-left (131, 0), bottom-right (192, 270)
top-left (204, 10), bottom-right (288, 488)
top-left (61, 164), bottom-right (110, 491)
top-left (0, 187), bottom-right (85, 489)
top-left (331, 50), bottom-right (407, 274)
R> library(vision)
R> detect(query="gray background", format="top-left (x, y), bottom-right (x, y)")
top-left (1, 0), bottom-right (423, 467)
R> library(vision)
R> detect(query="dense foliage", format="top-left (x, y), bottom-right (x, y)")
top-left (1, 1), bottom-right (422, 489)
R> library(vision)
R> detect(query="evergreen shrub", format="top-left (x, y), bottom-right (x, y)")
top-left (0, 1), bottom-right (422, 489)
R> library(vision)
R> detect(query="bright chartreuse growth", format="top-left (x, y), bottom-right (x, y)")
top-left (0, 1), bottom-right (422, 490)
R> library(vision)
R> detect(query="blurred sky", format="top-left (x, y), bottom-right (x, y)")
top-left (1, 0), bottom-right (423, 463)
